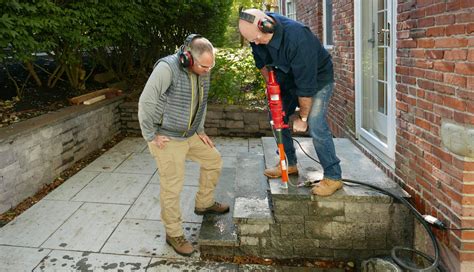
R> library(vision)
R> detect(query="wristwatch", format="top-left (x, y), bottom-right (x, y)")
top-left (300, 115), bottom-right (308, 122)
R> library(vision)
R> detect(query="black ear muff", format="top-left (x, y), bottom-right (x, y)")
top-left (179, 33), bottom-right (202, 68)
top-left (239, 11), bottom-right (276, 34)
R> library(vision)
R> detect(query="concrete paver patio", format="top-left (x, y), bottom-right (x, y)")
top-left (0, 137), bottom-right (291, 271)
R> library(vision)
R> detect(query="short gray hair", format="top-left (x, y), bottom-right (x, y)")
top-left (189, 37), bottom-right (215, 59)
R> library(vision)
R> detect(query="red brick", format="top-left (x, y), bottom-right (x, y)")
top-left (433, 105), bottom-right (454, 119)
top-left (410, 49), bottom-right (425, 58)
top-left (444, 49), bottom-right (468, 60)
top-left (432, 146), bottom-right (453, 164)
top-left (417, 39), bottom-right (435, 48)
top-left (424, 151), bottom-right (441, 168)
top-left (415, 61), bottom-right (432, 71)
top-left (416, 0), bottom-right (433, 8)
top-left (399, 39), bottom-right (417, 48)
top-left (433, 82), bottom-right (456, 95)
top-left (426, 50), bottom-right (444, 59)
top-left (443, 96), bottom-right (466, 111)
top-left (426, 91), bottom-right (444, 104)
top-left (418, 79), bottom-right (435, 90)
top-left (456, 12), bottom-right (474, 23)
top-left (417, 99), bottom-right (434, 110)
top-left (436, 14), bottom-right (455, 25)
top-left (468, 101), bottom-right (474, 114)
top-left (468, 49), bottom-right (474, 61)
top-left (455, 63), bottom-right (474, 75)
top-left (426, 26), bottom-right (445, 37)
top-left (454, 111), bottom-right (474, 124)
top-left (447, 0), bottom-right (461, 11)
top-left (461, 0), bottom-right (474, 8)
top-left (469, 77), bottom-right (474, 90)
top-left (460, 249), bottom-right (474, 261)
top-left (418, 17), bottom-right (435, 27)
top-left (434, 61), bottom-right (455, 72)
top-left (415, 117), bottom-right (431, 131)
top-left (409, 67), bottom-right (425, 77)
top-left (464, 172), bottom-right (474, 182)
top-left (444, 74), bottom-right (467, 88)
top-left (435, 37), bottom-right (469, 48)
top-left (425, 3), bottom-right (446, 16)
top-left (402, 76), bottom-right (416, 85)
top-left (460, 230), bottom-right (474, 240)
top-left (447, 24), bottom-right (467, 35)
top-left (397, 101), bottom-right (408, 112)
top-left (396, 66), bottom-right (410, 75)
top-left (399, 20), bottom-right (417, 30)
top-left (468, 23), bottom-right (474, 34)
top-left (398, 30), bottom-right (410, 39)
top-left (425, 70), bottom-right (444, 81)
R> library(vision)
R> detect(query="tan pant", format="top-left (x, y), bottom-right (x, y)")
top-left (148, 133), bottom-right (222, 237)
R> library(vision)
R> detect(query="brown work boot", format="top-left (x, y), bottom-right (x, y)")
top-left (166, 235), bottom-right (194, 256)
top-left (264, 164), bottom-right (298, 178)
top-left (311, 178), bottom-right (343, 196)
top-left (194, 201), bottom-right (230, 215)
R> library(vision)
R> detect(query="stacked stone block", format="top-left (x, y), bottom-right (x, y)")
top-left (119, 102), bottom-right (273, 137)
top-left (235, 194), bottom-right (413, 262)
top-left (0, 97), bottom-right (123, 213)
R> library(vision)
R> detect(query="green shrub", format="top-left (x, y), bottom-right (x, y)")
top-left (210, 47), bottom-right (266, 107)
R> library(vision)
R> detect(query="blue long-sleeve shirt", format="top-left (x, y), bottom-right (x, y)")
top-left (250, 12), bottom-right (334, 108)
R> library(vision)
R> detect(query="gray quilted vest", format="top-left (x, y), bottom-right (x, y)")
top-left (155, 54), bottom-right (210, 138)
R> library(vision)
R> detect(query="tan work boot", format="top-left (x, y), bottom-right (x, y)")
top-left (264, 164), bottom-right (298, 178)
top-left (194, 201), bottom-right (230, 215)
top-left (166, 235), bottom-right (194, 256)
top-left (311, 178), bottom-right (343, 196)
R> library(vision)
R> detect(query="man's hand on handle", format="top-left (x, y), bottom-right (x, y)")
top-left (293, 117), bottom-right (308, 133)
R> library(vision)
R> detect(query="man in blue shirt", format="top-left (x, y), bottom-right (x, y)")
top-left (239, 9), bottom-right (343, 196)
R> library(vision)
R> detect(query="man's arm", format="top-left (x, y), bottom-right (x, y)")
top-left (138, 62), bottom-right (172, 142)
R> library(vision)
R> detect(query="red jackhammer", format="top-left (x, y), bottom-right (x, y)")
top-left (265, 67), bottom-right (289, 188)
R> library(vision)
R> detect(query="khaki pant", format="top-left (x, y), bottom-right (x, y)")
top-left (148, 133), bottom-right (222, 237)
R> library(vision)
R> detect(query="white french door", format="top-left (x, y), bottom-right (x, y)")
top-left (355, 0), bottom-right (396, 167)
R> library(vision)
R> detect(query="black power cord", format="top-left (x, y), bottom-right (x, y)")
top-left (292, 138), bottom-right (446, 272)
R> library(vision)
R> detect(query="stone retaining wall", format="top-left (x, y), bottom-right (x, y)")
top-left (236, 196), bottom-right (414, 261)
top-left (0, 97), bottom-right (123, 213)
top-left (120, 102), bottom-right (273, 137)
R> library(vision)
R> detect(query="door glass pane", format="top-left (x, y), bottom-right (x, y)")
top-left (361, 0), bottom-right (388, 144)
top-left (378, 82), bottom-right (386, 115)
top-left (378, 48), bottom-right (386, 81)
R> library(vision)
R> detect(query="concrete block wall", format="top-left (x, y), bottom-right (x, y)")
top-left (0, 97), bottom-right (123, 213)
top-left (236, 197), bottom-right (413, 262)
top-left (120, 102), bottom-right (273, 138)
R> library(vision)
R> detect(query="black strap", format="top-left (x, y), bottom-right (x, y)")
top-left (239, 11), bottom-right (255, 23)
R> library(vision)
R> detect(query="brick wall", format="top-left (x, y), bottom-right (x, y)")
top-left (296, 0), bottom-right (474, 270)
top-left (0, 97), bottom-right (123, 214)
top-left (396, 1), bottom-right (474, 270)
top-left (296, 0), bottom-right (355, 138)
top-left (296, 0), bottom-right (323, 38)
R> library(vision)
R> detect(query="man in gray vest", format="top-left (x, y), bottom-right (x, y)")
top-left (138, 34), bottom-right (229, 256)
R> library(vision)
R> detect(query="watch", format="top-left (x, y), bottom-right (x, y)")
top-left (300, 115), bottom-right (308, 122)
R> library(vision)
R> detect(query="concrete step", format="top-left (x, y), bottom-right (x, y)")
top-left (199, 151), bottom-right (273, 258)
top-left (198, 166), bottom-right (237, 257)
top-left (259, 137), bottom-right (413, 262)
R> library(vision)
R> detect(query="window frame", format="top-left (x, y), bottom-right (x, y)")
top-left (323, 0), bottom-right (334, 49)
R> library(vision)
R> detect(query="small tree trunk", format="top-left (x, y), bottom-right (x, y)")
top-left (25, 61), bottom-right (42, 87)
